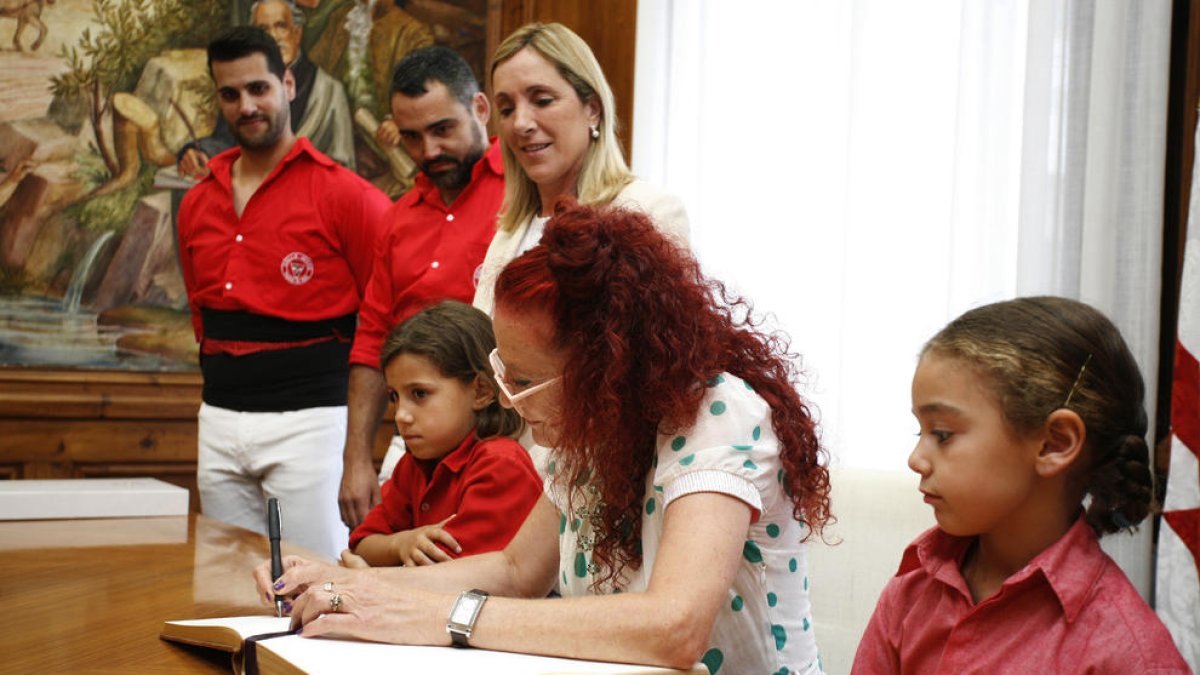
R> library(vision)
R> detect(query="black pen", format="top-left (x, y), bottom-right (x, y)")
top-left (267, 497), bottom-right (284, 617)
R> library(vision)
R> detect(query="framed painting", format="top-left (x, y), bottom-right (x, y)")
top-left (0, 0), bottom-right (491, 372)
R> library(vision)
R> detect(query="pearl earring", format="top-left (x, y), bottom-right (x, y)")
top-left (590, 125), bottom-right (600, 140)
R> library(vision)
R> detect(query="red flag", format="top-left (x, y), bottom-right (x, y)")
top-left (1156, 124), bottom-right (1200, 670)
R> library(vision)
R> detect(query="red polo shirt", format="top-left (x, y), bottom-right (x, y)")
top-left (852, 517), bottom-right (1189, 674)
top-left (349, 139), bottom-right (504, 368)
top-left (349, 431), bottom-right (541, 557)
top-left (178, 137), bottom-right (391, 346)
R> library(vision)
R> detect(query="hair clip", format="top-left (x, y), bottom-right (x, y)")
top-left (1062, 353), bottom-right (1093, 408)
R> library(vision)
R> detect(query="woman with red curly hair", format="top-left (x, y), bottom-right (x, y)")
top-left (257, 202), bottom-right (832, 675)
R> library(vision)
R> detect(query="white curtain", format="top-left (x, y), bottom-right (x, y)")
top-left (633, 0), bottom-right (1170, 598)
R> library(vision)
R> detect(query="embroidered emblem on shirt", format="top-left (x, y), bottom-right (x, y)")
top-left (280, 252), bottom-right (315, 285)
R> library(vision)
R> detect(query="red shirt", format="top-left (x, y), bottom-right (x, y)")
top-left (852, 517), bottom-right (1189, 674)
top-left (348, 432), bottom-right (541, 556)
top-left (349, 139), bottom-right (504, 368)
top-left (178, 138), bottom-right (391, 347)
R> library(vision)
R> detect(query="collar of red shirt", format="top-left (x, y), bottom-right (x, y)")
top-left (900, 515), bottom-right (1106, 622)
top-left (427, 430), bottom-right (483, 476)
top-left (203, 137), bottom-right (332, 190)
top-left (409, 137), bottom-right (504, 208)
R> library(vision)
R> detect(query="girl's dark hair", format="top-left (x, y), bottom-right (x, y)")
top-left (380, 300), bottom-right (523, 439)
top-left (923, 295), bottom-right (1154, 535)
top-left (494, 200), bottom-right (831, 587)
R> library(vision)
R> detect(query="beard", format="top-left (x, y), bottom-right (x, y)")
top-left (230, 104), bottom-right (289, 151)
top-left (423, 124), bottom-right (487, 194)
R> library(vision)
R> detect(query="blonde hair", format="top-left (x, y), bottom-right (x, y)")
top-left (490, 22), bottom-right (634, 232)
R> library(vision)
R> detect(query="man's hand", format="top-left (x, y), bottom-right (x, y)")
top-left (342, 365), bottom-right (389, 529)
top-left (178, 148), bottom-right (211, 179)
top-left (375, 118), bottom-right (400, 148)
top-left (339, 454), bottom-right (381, 529)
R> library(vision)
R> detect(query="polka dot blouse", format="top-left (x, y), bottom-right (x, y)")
top-left (540, 373), bottom-right (823, 675)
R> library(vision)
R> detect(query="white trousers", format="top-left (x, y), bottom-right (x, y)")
top-left (197, 403), bottom-right (349, 561)
top-left (377, 434), bottom-right (406, 483)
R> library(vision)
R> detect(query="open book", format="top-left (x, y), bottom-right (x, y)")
top-left (159, 615), bottom-right (292, 674)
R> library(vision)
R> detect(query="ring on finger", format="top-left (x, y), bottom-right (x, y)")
top-left (323, 581), bottom-right (334, 592)
top-left (329, 592), bottom-right (342, 612)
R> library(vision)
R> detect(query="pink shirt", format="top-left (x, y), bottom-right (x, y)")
top-left (852, 517), bottom-right (1189, 674)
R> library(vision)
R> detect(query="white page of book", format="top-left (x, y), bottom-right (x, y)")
top-left (258, 634), bottom-right (704, 674)
top-left (166, 616), bottom-right (292, 638)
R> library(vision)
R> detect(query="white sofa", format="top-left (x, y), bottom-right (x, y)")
top-left (807, 467), bottom-right (935, 674)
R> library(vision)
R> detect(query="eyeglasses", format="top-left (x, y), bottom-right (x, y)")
top-left (488, 348), bottom-right (561, 406)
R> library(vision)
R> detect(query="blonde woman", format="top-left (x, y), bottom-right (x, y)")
top-left (472, 22), bottom-right (689, 314)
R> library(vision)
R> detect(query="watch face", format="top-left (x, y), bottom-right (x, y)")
top-left (450, 594), bottom-right (484, 625)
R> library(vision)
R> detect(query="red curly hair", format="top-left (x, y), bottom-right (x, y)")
top-left (494, 200), bottom-right (831, 587)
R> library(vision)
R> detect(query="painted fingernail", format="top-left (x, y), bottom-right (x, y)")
top-left (283, 601), bottom-right (293, 613)
top-left (296, 627), bottom-right (303, 635)
top-left (273, 580), bottom-right (286, 590)
top-left (265, 592), bottom-right (272, 602)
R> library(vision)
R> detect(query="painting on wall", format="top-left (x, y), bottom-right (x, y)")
top-left (0, 0), bottom-right (488, 371)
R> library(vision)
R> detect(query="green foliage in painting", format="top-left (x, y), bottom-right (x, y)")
top-left (50, 0), bottom-right (227, 176)
top-left (66, 151), bottom-right (157, 235)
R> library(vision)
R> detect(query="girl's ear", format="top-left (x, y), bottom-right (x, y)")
top-left (471, 374), bottom-right (494, 411)
top-left (1036, 409), bottom-right (1087, 478)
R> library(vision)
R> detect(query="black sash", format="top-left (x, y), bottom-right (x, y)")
top-left (199, 310), bottom-right (356, 412)
top-left (201, 308), bottom-right (355, 343)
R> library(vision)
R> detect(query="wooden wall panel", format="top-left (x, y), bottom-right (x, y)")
top-left (0, 370), bottom-right (205, 510)
top-left (0, 369), bottom-right (392, 512)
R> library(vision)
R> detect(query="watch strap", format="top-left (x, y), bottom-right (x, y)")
top-left (449, 626), bottom-right (471, 648)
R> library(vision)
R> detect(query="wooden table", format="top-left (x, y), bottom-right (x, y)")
top-left (0, 513), bottom-right (313, 673)
top-left (0, 515), bottom-right (708, 675)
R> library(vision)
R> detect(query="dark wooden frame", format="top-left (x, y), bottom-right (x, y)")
top-left (1157, 0), bottom-right (1200, 499)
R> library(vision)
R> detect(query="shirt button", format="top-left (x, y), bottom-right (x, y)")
top-left (431, 261), bottom-right (440, 269)
top-left (224, 282), bottom-right (233, 290)
top-left (446, 213), bottom-right (454, 222)
top-left (420, 502), bottom-right (430, 512)
top-left (235, 234), bottom-right (243, 242)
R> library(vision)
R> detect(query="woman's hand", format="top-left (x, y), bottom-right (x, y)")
top-left (252, 555), bottom-right (348, 611)
top-left (279, 559), bottom-right (454, 645)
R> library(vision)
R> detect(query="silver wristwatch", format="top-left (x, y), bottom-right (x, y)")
top-left (446, 589), bottom-right (489, 648)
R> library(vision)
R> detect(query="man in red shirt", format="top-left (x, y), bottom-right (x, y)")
top-left (177, 27), bottom-right (390, 559)
top-left (338, 46), bottom-right (505, 529)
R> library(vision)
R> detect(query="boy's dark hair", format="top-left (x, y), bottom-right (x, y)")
top-left (380, 300), bottom-right (522, 440)
top-left (923, 295), bottom-right (1154, 536)
top-left (207, 26), bottom-right (287, 81)
top-left (390, 45), bottom-right (479, 108)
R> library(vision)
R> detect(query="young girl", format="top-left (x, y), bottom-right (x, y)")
top-left (853, 296), bottom-right (1188, 674)
top-left (346, 300), bottom-right (542, 567)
